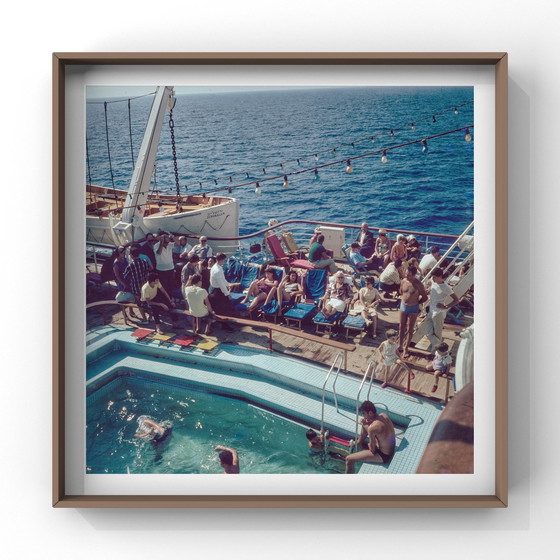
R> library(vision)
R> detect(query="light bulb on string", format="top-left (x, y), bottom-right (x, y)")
top-left (263, 168), bottom-right (266, 174)
top-left (411, 123), bottom-right (415, 131)
top-left (381, 150), bottom-right (388, 163)
top-left (314, 169), bottom-right (320, 181)
top-left (432, 115), bottom-right (437, 123)
top-left (421, 139), bottom-right (429, 154)
top-left (454, 107), bottom-right (459, 115)
top-left (255, 182), bottom-right (261, 195)
top-left (464, 128), bottom-right (472, 142)
top-left (282, 175), bottom-right (290, 188)
top-left (333, 148), bottom-right (337, 155)
top-left (315, 154), bottom-right (319, 161)
top-left (351, 142), bottom-right (356, 149)
top-left (346, 160), bottom-right (353, 173)
top-left (371, 136), bottom-right (375, 143)
top-left (390, 130), bottom-right (395, 137)
top-left (228, 187), bottom-right (232, 194)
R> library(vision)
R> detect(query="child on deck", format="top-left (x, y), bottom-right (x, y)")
top-left (427, 342), bottom-right (453, 393)
top-left (376, 328), bottom-right (413, 389)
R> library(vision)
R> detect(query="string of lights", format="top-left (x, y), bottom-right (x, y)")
top-left (111, 124), bottom-right (473, 212)
top-left (180, 99), bottom-right (473, 191)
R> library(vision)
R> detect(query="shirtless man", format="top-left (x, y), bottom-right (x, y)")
top-left (215, 444), bottom-right (240, 474)
top-left (345, 401), bottom-right (396, 473)
top-left (398, 265), bottom-right (428, 357)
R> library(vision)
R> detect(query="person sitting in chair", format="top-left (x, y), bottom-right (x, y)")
top-left (321, 271), bottom-right (353, 319)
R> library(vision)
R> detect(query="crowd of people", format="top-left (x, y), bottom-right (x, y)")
top-left (99, 224), bottom-right (462, 472)
top-left (100, 223), bottom-right (460, 360)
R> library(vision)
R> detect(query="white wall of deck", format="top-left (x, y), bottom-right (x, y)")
top-left (1, 1), bottom-right (554, 558)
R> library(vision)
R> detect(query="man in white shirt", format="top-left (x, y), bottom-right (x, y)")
top-left (154, 232), bottom-right (176, 294)
top-left (425, 267), bottom-right (460, 352)
top-left (209, 252), bottom-right (234, 316)
top-left (419, 246), bottom-right (441, 276)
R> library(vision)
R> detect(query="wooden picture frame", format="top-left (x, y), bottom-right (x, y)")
top-left (53, 52), bottom-right (507, 508)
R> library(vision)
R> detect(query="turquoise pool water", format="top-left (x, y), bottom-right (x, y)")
top-left (86, 376), bottom-right (346, 474)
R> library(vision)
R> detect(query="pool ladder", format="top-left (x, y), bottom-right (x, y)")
top-left (352, 360), bottom-right (378, 449)
top-left (320, 351), bottom-right (345, 434)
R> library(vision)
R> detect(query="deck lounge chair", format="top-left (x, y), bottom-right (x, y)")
top-left (313, 274), bottom-right (354, 335)
top-left (283, 268), bottom-right (328, 329)
top-left (266, 235), bottom-right (314, 269)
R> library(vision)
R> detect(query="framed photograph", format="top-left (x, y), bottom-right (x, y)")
top-left (53, 52), bottom-right (507, 508)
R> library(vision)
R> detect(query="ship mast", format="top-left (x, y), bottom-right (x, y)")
top-left (112, 86), bottom-right (176, 244)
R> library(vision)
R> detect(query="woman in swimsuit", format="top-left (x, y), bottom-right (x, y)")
top-left (374, 229), bottom-right (391, 269)
top-left (242, 267), bottom-right (279, 311)
top-left (277, 270), bottom-right (303, 305)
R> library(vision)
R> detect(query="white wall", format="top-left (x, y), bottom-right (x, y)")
top-left (1, 1), bottom-right (553, 558)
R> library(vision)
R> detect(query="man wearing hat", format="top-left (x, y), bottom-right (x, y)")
top-left (406, 234), bottom-right (422, 260)
top-left (189, 235), bottom-right (213, 260)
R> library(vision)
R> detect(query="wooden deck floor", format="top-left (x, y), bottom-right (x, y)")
top-left (87, 282), bottom-right (472, 404)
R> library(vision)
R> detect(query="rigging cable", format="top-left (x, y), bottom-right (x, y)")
top-left (103, 101), bottom-right (120, 209)
top-left (85, 136), bottom-right (92, 186)
top-left (127, 98), bottom-right (135, 171)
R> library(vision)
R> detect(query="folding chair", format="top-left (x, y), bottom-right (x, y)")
top-left (313, 274), bottom-right (354, 335)
top-left (266, 235), bottom-right (314, 269)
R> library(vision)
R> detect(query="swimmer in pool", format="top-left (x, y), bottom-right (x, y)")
top-left (135, 416), bottom-right (173, 442)
top-left (306, 429), bottom-right (348, 460)
top-left (215, 444), bottom-right (240, 474)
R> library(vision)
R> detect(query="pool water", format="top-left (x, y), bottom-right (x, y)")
top-left (86, 376), bottom-right (346, 474)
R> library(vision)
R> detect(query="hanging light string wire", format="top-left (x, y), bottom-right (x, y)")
top-left (115, 124), bottom-right (473, 211)
top-left (182, 99), bottom-right (473, 190)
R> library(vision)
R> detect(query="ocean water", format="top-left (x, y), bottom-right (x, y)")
top-left (86, 86), bottom-right (474, 236)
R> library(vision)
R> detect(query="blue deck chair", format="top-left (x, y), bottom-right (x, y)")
top-left (259, 268), bottom-right (296, 322)
top-left (229, 262), bottom-right (260, 304)
top-left (313, 274), bottom-right (354, 335)
top-left (283, 268), bottom-right (328, 329)
top-left (233, 265), bottom-right (283, 314)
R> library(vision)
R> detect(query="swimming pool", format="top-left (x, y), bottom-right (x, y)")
top-left (87, 376), bottom-right (346, 474)
top-left (86, 328), bottom-right (443, 474)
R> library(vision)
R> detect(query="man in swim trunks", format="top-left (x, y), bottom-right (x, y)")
top-left (215, 444), bottom-right (240, 474)
top-left (345, 401), bottom-right (396, 473)
top-left (398, 266), bottom-right (428, 357)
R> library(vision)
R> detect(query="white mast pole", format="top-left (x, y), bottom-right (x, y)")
top-left (112, 86), bottom-right (175, 243)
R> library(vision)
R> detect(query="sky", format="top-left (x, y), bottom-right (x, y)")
top-left (86, 85), bottom-right (312, 100)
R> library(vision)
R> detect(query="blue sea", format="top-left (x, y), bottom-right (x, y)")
top-left (86, 86), bottom-right (474, 237)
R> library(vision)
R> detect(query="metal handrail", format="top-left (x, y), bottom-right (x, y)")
top-left (353, 360), bottom-right (378, 446)
top-left (320, 351), bottom-right (345, 433)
